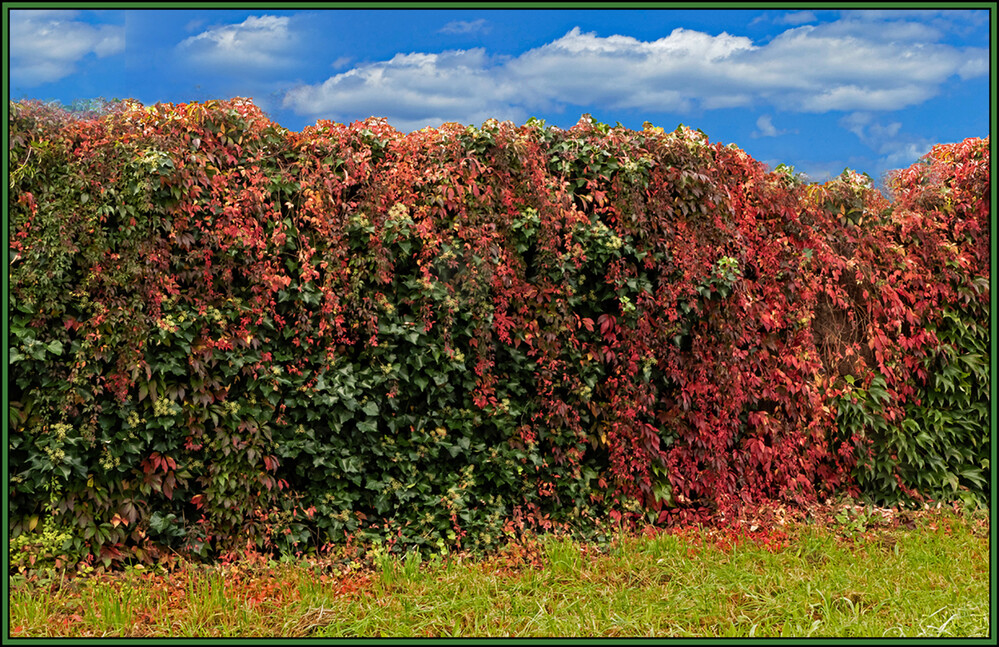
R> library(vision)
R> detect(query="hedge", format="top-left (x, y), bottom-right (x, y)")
top-left (7, 98), bottom-right (989, 569)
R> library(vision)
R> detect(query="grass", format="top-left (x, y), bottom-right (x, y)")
top-left (7, 504), bottom-right (990, 638)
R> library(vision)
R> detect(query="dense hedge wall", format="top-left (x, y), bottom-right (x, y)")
top-left (7, 98), bottom-right (989, 568)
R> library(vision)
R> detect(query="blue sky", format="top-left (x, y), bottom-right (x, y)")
top-left (7, 7), bottom-right (991, 184)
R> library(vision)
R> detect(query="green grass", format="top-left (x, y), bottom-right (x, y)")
top-left (8, 505), bottom-right (990, 638)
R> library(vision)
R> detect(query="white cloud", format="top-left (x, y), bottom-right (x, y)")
top-left (776, 11), bottom-right (817, 26)
top-left (839, 111), bottom-right (934, 176)
top-left (842, 9), bottom-right (961, 22)
top-left (281, 18), bottom-right (987, 130)
top-left (797, 168), bottom-right (836, 184)
top-left (439, 19), bottom-right (489, 35)
top-left (9, 10), bottom-right (124, 86)
top-left (797, 85), bottom-right (935, 112)
top-left (841, 9), bottom-right (989, 43)
top-left (283, 48), bottom-right (526, 132)
top-left (841, 112), bottom-right (899, 147)
top-left (755, 115), bottom-right (778, 137)
top-left (747, 22), bottom-right (983, 111)
top-left (330, 56), bottom-right (353, 70)
top-left (815, 16), bottom-right (942, 41)
top-left (506, 27), bottom-right (758, 113)
top-left (178, 15), bottom-right (295, 69)
top-left (879, 141), bottom-right (933, 170)
top-left (752, 114), bottom-right (788, 138)
top-left (958, 55), bottom-right (989, 79)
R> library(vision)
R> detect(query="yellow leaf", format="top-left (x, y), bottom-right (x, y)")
top-left (28, 516), bottom-right (38, 531)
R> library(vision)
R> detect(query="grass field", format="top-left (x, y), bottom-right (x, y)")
top-left (7, 503), bottom-right (991, 638)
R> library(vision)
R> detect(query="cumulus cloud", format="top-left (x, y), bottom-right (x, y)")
top-left (281, 17), bottom-right (987, 131)
top-left (745, 22), bottom-right (983, 111)
top-left (439, 19), bottom-right (489, 35)
top-left (178, 15), bottom-right (296, 69)
top-left (283, 48), bottom-right (526, 132)
top-left (9, 9), bottom-right (124, 86)
top-left (507, 27), bottom-right (757, 113)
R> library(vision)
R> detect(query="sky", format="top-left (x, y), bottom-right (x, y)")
top-left (7, 6), bottom-right (992, 185)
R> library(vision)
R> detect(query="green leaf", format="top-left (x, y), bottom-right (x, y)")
top-left (362, 401), bottom-right (380, 417)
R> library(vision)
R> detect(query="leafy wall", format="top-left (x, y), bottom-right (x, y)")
top-left (7, 98), bottom-right (989, 568)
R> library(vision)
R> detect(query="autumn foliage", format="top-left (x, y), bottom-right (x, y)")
top-left (8, 98), bottom-right (989, 569)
